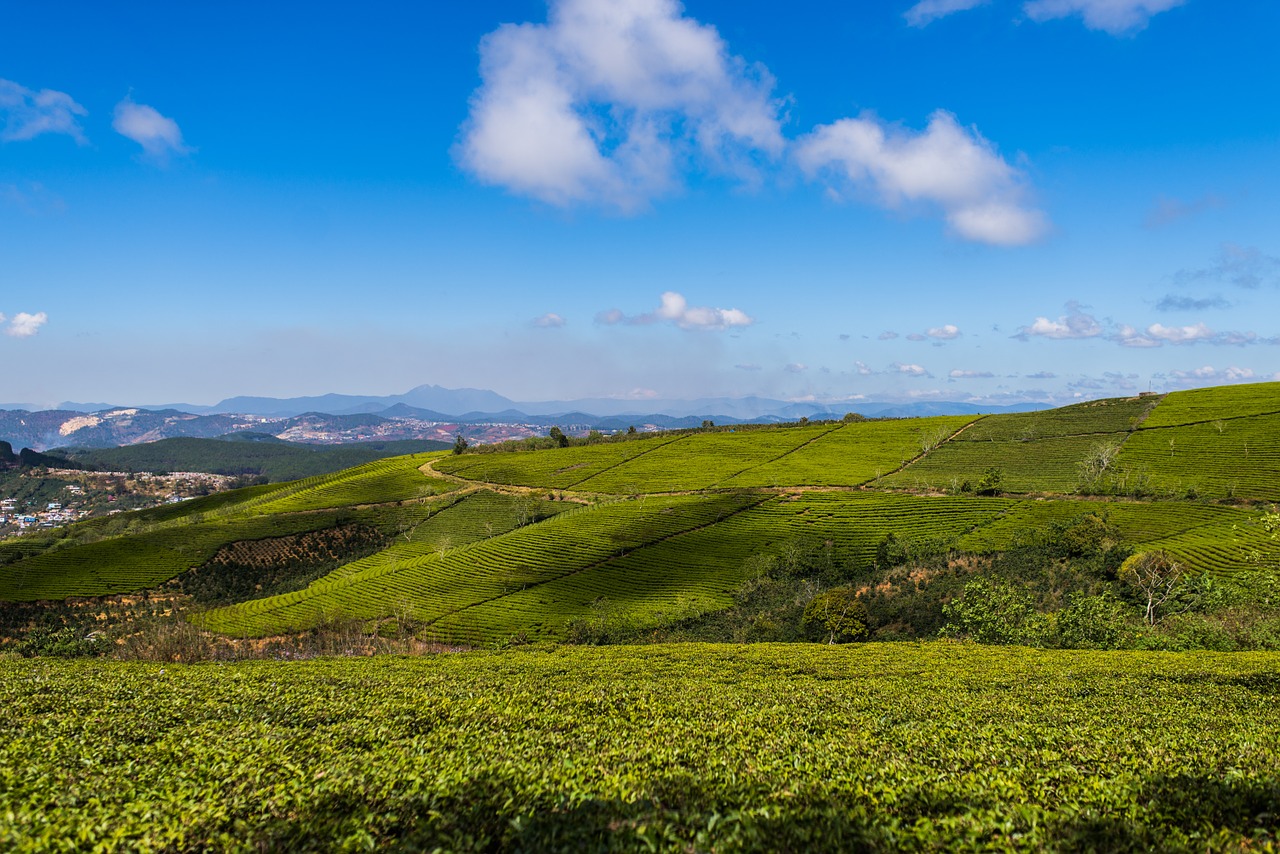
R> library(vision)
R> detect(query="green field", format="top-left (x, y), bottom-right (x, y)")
top-left (2, 644), bottom-right (1277, 852)
top-left (2, 382), bottom-right (1278, 645)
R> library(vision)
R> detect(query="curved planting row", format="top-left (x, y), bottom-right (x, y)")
top-left (248, 453), bottom-right (453, 514)
top-left (1142, 381), bottom-right (1280, 428)
top-left (434, 434), bottom-right (684, 490)
top-left (1116, 414), bottom-right (1280, 501)
top-left (884, 434), bottom-right (1120, 494)
top-left (959, 396), bottom-right (1156, 441)
top-left (0, 512), bottom-right (350, 601)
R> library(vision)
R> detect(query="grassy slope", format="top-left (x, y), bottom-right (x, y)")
top-left (3, 383), bottom-right (1278, 642)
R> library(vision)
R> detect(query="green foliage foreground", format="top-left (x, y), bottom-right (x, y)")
top-left (3, 644), bottom-right (1278, 852)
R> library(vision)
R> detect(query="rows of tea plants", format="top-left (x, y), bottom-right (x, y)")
top-left (3, 644), bottom-right (1277, 851)
top-left (883, 434), bottom-right (1116, 493)
top-left (434, 434), bottom-right (684, 490)
top-left (0, 510), bottom-right (358, 601)
top-left (1116, 414), bottom-right (1280, 500)
top-left (572, 426), bottom-right (840, 492)
top-left (1142, 381), bottom-right (1280, 428)
top-left (198, 493), bottom-right (767, 638)
top-left (958, 395), bottom-right (1157, 441)
top-left (245, 452), bottom-right (452, 514)
top-left (721, 416), bottom-right (975, 488)
top-left (311, 490), bottom-right (570, 588)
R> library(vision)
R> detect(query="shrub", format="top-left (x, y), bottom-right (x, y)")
top-left (941, 577), bottom-right (1039, 645)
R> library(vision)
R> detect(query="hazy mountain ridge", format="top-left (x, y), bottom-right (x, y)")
top-left (2, 385), bottom-right (1049, 451)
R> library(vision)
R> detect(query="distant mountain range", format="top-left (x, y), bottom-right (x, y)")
top-left (0, 384), bottom-right (1050, 450)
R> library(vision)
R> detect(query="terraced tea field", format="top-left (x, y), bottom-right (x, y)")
top-left (2, 381), bottom-right (1278, 643)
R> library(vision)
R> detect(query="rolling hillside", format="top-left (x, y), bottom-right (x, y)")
top-left (2, 382), bottom-right (1277, 645)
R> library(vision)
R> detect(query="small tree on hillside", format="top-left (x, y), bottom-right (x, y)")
top-left (452, 433), bottom-right (468, 455)
top-left (548, 426), bottom-right (569, 448)
top-left (1120, 550), bottom-right (1185, 626)
top-left (802, 587), bottom-right (869, 644)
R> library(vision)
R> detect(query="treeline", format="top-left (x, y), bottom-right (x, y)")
top-left (50, 436), bottom-right (449, 482)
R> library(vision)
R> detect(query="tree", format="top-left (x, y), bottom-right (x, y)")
top-left (451, 433), bottom-right (468, 455)
top-left (1077, 440), bottom-right (1121, 492)
top-left (1119, 550), bottom-right (1185, 626)
top-left (941, 577), bottom-right (1040, 645)
top-left (802, 587), bottom-right (869, 644)
top-left (627, 425), bottom-right (637, 435)
top-left (701, 419), bottom-right (715, 429)
top-left (548, 426), bottom-right (569, 448)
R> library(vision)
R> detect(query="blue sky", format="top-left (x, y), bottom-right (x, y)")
top-left (2, 0), bottom-right (1279, 408)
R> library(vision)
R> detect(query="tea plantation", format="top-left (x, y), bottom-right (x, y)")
top-left (2, 644), bottom-right (1277, 852)
top-left (1, 381), bottom-right (1278, 646)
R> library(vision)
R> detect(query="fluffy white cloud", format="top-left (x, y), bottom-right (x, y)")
top-left (904, 0), bottom-right (991, 27)
top-left (532, 312), bottom-right (566, 328)
top-left (0, 79), bottom-right (87, 143)
top-left (927, 324), bottom-right (961, 340)
top-left (5, 311), bottom-right (48, 337)
top-left (1146, 322), bottom-right (1213, 344)
top-left (854, 360), bottom-right (875, 375)
top-left (1022, 0), bottom-right (1186, 35)
top-left (895, 363), bottom-right (930, 376)
top-left (113, 98), bottom-right (191, 161)
top-left (598, 291), bottom-right (753, 330)
top-left (795, 110), bottom-right (1047, 245)
top-left (1016, 304), bottom-right (1103, 339)
top-left (949, 369), bottom-right (994, 378)
top-left (1019, 304), bottom-right (1263, 348)
top-left (457, 0), bottom-right (784, 211)
top-left (1169, 365), bottom-right (1255, 382)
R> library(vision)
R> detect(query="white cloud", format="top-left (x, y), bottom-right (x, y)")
top-left (1170, 365), bottom-right (1255, 382)
top-left (457, 0), bottom-right (784, 211)
top-left (598, 291), bottom-right (753, 330)
top-left (1016, 303), bottom-right (1103, 339)
top-left (532, 312), bottom-right (566, 328)
top-left (1023, 0), bottom-right (1186, 35)
top-left (0, 79), bottom-right (87, 143)
top-left (895, 363), bottom-right (930, 376)
top-left (854, 360), bottom-right (875, 375)
top-left (785, 362), bottom-right (807, 373)
top-left (795, 110), bottom-right (1047, 245)
top-left (1146, 322), bottom-right (1213, 344)
top-left (112, 97), bottom-right (191, 161)
top-left (878, 331), bottom-right (899, 340)
top-left (927, 324), bottom-right (961, 340)
top-left (906, 332), bottom-right (927, 341)
top-left (1019, 304), bottom-right (1263, 348)
top-left (904, 0), bottom-right (991, 27)
top-left (949, 369), bottom-right (994, 378)
top-left (6, 311), bottom-right (48, 337)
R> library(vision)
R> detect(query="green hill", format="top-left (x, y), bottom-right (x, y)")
top-left (2, 382), bottom-right (1278, 646)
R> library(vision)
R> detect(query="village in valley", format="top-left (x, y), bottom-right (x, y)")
top-left (0, 470), bottom-right (234, 539)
